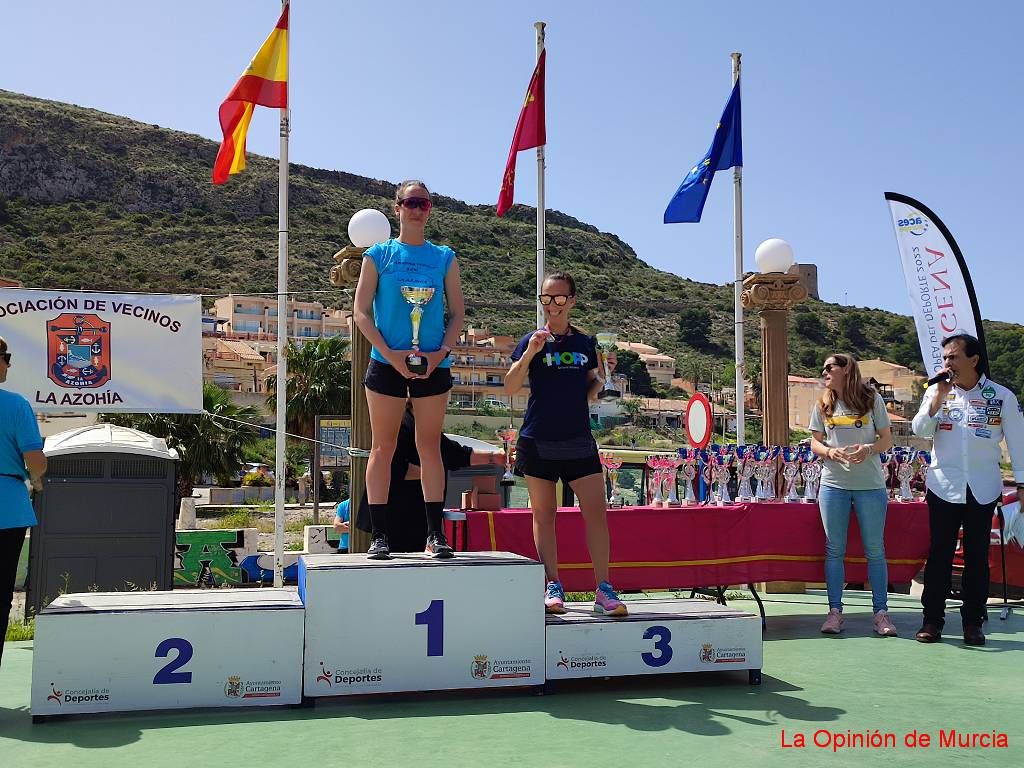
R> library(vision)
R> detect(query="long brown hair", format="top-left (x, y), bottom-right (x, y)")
top-left (819, 352), bottom-right (875, 418)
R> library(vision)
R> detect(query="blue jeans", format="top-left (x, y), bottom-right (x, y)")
top-left (818, 486), bottom-right (889, 613)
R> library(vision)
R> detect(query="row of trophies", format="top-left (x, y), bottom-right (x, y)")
top-left (600, 446), bottom-right (933, 507)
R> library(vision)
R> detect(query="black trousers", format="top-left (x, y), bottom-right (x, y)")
top-left (921, 489), bottom-right (995, 628)
top-left (0, 526), bottom-right (28, 667)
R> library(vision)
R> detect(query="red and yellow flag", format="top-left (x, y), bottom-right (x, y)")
top-left (212, 4), bottom-right (289, 185)
top-left (496, 49), bottom-right (546, 217)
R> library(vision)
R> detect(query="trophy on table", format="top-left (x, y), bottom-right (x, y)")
top-left (646, 455), bottom-right (665, 506)
top-left (800, 447), bottom-right (821, 503)
top-left (895, 448), bottom-right (917, 502)
top-left (710, 446), bottom-right (734, 506)
top-left (594, 332), bottom-right (621, 399)
top-left (878, 449), bottom-right (894, 498)
top-left (781, 446), bottom-right (803, 502)
top-left (678, 448), bottom-right (698, 505)
top-left (600, 453), bottom-right (624, 507)
top-left (753, 446), bottom-right (773, 501)
top-left (664, 456), bottom-right (683, 506)
top-left (399, 285), bottom-right (436, 375)
top-left (735, 445), bottom-right (756, 502)
top-left (915, 450), bottom-right (931, 500)
top-left (495, 426), bottom-right (518, 487)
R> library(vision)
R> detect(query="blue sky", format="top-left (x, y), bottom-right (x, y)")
top-left (5, 1), bottom-right (1023, 323)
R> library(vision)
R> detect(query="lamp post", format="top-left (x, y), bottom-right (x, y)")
top-left (740, 239), bottom-right (807, 447)
top-left (329, 209), bottom-right (392, 554)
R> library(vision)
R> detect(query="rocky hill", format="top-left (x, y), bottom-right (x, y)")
top-left (2, 89), bottom-right (1022, 393)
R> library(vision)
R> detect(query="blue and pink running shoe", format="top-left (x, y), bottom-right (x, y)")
top-left (594, 581), bottom-right (628, 616)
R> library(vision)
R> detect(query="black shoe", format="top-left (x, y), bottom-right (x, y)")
top-left (367, 535), bottom-right (391, 560)
top-left (425, 532), bottom-right (454, 559)
top-left (963, 624), bottom-right (986, 646)
top-left (915, 623), bottom-right (942, 643)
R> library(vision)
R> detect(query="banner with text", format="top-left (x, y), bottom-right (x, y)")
top-left (884, 193), bottom-right (986, 378)
top-left (0, 289), bottom-right (202, 412)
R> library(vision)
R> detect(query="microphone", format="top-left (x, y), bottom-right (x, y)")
top-left (927, 371), bottom-right (953, 387)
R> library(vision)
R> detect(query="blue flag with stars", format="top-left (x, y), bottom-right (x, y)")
top-left (664, 80), bottom-right (742, 223)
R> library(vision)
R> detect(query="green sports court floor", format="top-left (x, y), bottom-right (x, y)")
top-left (1, 591), bottom-right (1021, 768)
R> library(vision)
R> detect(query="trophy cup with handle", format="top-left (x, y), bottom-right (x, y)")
top-left (495, 426), bottom-right (517, 487)
top-left (800, 446), bottom-right (821, 503)
top-left (594, 332), bottom-right (621, 399)
top-left (711, 445), bottom-right (734, 505)
top-left (735, 445), bottom-right (756, 502)
top-left (895, 448), bottom-right (917, 502)
top-left (646, 455), bottom-right (664, 506)
top-left (781, 446), bottom-right (803, 502)
top-left (600, 453), bottom-right (624, 507)
top-left (678, 448), bottom-right (698, 505)
top-left (664, 456), bottom-right (682, 506)
top-left (399, 285), bottom-right (436, 375)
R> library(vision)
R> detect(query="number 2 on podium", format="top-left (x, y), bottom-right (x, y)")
top-left (415, 600), bottom-right (444, 657)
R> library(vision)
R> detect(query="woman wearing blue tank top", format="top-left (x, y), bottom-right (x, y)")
top-left (353, 180), bottom-right (465, 560)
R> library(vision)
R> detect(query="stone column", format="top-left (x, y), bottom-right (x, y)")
top-left (741, 272), bottom-right (808, 595)
top-left (331, 246), bottom-right (371, 554)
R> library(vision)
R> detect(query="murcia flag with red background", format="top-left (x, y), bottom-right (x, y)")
top-left (496, 50), bottom-right (546, 217)
top-left (212, 4), bottom-right (289, 184)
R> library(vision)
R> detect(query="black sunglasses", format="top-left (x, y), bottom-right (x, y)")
top-left (1, 353), bottom-right (10, 365)
top-left (538, 294), bottom-right (573, 306)
top-left (397, 197), bottom-right (432, 210)
top-left (822, 360), bottom-right (846, 374)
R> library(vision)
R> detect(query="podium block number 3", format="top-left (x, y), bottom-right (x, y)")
top-left (641, 626), bottom-right (673, 668)
top-left (154, 638), bottom-right (194, 684)
top-left (415, 600), bottom-right (444, 657)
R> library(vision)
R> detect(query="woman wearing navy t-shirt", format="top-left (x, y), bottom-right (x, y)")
top-left (504, 273), bottom-right (627, 617)
top-left (353, 180), bottom-right (465, 560)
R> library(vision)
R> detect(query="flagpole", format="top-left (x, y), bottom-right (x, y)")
top-left (731, 52), bottom-right (745, 445)
top-left (535, 21), bottom-right (546, 329)
top-left (273, 0), bottom-right (291, 588)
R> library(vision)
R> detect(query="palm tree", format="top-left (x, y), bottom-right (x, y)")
top-left (103, 382), bottom-right (261, 499)
top-left (265, 337), bottom-right (351, 439)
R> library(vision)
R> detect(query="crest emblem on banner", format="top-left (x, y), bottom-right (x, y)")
top-left (47, 313), bottom-right (111, 388)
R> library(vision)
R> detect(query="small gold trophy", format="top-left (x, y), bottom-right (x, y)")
top-left (400, 285), bottom-right (436, 375)
top-left (595, 332), bottom-right (621, 399)
top-left (495, 427), bottom-right (518, 486)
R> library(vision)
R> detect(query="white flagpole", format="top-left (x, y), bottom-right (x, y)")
top-left (273, 0), bottom-right (291, 588)
top-left (731, 52), bottom-right (745, 445)
top-left (535, 21), bottom-right (546, 329)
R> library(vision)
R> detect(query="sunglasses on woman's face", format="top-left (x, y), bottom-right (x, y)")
top-left (821, 362), bottom-right (845, 375)
top-left (538, 294), bottom-right (572, 306)
top-left (0, 353), bottom-right (10, 365)
top-left (397, 197), bottom-right (432, 210)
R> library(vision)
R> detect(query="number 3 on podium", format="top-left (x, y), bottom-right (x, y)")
top-left (415, 600), bottom-right (444, 657)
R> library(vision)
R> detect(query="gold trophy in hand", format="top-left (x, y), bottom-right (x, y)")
top-left (400, 285), bottom-right (436, 375)
top-left (595, 332), bottom-right (621, 399)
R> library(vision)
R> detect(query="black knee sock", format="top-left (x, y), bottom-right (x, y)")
top-left (369, 504), bottom-right (389, 538)
top-left (425, 501), bottom-right (445, 535)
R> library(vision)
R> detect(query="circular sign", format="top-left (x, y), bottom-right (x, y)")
top-left (685, 392), bottom-right (713, 449)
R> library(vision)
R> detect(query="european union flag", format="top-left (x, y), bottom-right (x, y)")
top-left (664, 80), bottom-right (742, 223)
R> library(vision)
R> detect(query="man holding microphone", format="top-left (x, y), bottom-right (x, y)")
top-left (912, 333), bottom-right (1024, 646)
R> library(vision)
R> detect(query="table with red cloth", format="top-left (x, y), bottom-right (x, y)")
top-left (462, 501), bottom-right (930, 593)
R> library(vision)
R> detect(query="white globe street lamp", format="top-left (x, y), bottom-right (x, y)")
top-left (754, 238), bottom-right (794, 274)
top-left (347, 209), bottom-right (392, 248)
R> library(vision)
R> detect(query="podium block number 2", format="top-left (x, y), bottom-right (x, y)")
top-left (154, 638), bottom-right (194, 684)
top-left (415, 600), bottom-right (444, 657)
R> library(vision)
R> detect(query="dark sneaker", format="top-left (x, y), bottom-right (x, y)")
top-left (963, 624), bottom-right (986, 646)
top-left (425, 532), bottom-right (454, 559)
top-left (367, 535), bottom-right (391, 560)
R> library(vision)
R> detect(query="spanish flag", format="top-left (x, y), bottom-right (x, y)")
top-left (212, 4), bottom-right (289, 185)
top-left (496, 49), bottom-right (546, 218)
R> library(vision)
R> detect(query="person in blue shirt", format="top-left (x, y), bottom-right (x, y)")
top-left (333, 498), bottom-right (350, 553)
top-left (353, 180), bottom-right (465, 562)
top-left (504, 273), bottom-right (627, 618)
top-left (0, 336), bottom-right (47, 666)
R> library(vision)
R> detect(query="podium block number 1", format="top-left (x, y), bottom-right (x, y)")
top-left (153, 638), bottom-right (194, 684)
top-left (415, 600), bottom-right (444, 657)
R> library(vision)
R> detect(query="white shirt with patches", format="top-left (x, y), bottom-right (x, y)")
top-left (912, 375), bottom-right (1024, 504)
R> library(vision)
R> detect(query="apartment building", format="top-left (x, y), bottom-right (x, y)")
top-left (615, 341), bottom-right (677, 387)
top-left (213, 294), bottom-right (351, 360)
top-left (448, 328), bottom-right (529, 411)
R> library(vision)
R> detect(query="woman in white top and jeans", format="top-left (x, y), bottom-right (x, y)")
top-left (809, 353), bottom-right (896, 636)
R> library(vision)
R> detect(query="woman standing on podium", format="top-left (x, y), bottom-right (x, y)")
top-left (353, 180), bottom-right (465, 560)
top-left (504, 272), bottom-right (627, 617)
top-left (809, 353), bottom-right (895, 637)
